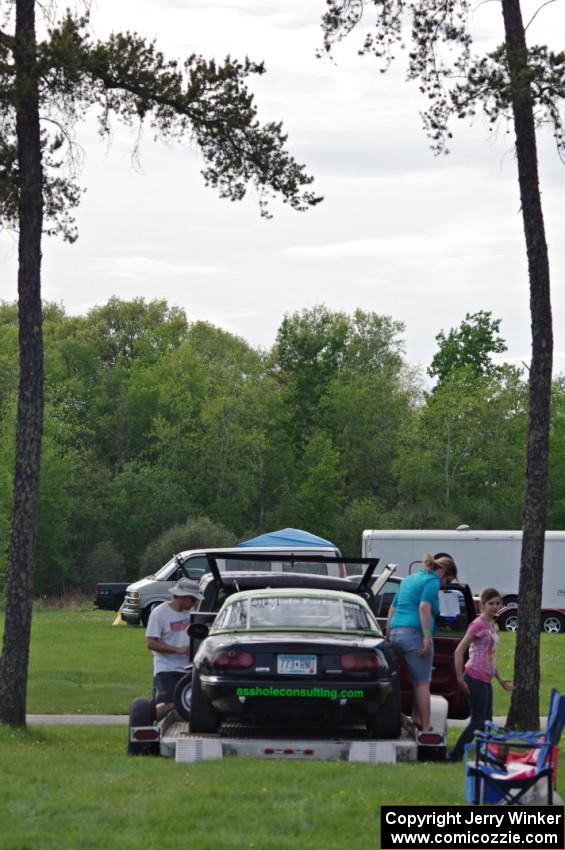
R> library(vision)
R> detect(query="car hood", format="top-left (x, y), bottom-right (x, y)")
top-left (126, 577), bottom-right (157, 591)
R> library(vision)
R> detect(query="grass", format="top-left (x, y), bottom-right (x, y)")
top-left (25, 607), bottom-right (150, 713)
top-left (0, 610), bottom-right (563, 848)
top-left (494, 632), bottom-right (564, 716)
top-left (3, 725), bottom-right (562, 850)
top-left (13, 608), bottom-right (565, 715)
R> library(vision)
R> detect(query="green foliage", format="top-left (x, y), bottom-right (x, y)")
top-left (271, 306), bottom-right (406, 446)
top-left (106, 462), bottom-right (188, 579)
top-left (80, 542), bottom-right (126, 594)
top-left (547, 377), bottom-right (565, 528)
top-left (338, 496), bottom-right (387, 556)
top-left (139, 516), bottom-right (237, 578)
top-left (396, 367), bottom-right (527, 525)
top-left (0, 295), bottom-right (548, 590)
top-left (428, 311), bottom-right (508, 383)
top-left (83, 297), bottom-right (189, 368)
top-left (292, 433), bottom-right (345, 542)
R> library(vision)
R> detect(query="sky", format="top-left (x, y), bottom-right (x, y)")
top-left (1, 0), bottom-right (564, 375)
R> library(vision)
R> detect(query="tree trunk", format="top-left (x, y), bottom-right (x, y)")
top-left (501, 0), bottom-right (553, 731)
top-left (0, 0), bottom-right (44, 726)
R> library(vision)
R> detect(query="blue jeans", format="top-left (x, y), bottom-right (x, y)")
top-left (450, 673), bottom-right (493, 760)
top-left (388, 628), bottom-right (433, 683)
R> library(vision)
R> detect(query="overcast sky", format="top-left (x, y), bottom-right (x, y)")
top-left (1, 0), bottom-right (564, 374)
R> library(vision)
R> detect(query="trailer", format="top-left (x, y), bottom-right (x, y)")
top-left (127, 696), bottom-right (449, 764)
top-left (362, 527), bottom-right (565, 614)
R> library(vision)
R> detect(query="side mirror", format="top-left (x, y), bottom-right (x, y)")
top-left (187, 622), bottom-right (209, 640)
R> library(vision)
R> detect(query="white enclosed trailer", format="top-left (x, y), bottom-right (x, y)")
top-left (362, 528), bottom-right (565, 610)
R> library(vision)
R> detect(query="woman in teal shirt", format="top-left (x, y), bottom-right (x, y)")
top-left (386, 555), bottom-right (449, 732)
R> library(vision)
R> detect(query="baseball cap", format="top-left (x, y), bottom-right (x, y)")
top-left (169, 578), bottom-right (203, 601)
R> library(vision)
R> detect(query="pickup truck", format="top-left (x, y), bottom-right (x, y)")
top-left (94, 582), bottom-right (129, 612)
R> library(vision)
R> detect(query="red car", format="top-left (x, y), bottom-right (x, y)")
top-left (191, 554), bottom-right (476, 720)
top-left (369, 573), bottom-right (476, 719)
top-left (497, 605), bottom-right (565, 634)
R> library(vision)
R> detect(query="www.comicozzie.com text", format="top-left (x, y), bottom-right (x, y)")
top-left (382, 807), bottom-right (563, 848)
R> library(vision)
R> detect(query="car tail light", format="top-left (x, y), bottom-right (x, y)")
top-left (213, 650), bottom-right (254, 669)
top-left (132, 729), bottom-right (160, 741)
top-left (340, 653), bottom-right (381, 672)
top-left (418, 732), bottom-right (444, 746)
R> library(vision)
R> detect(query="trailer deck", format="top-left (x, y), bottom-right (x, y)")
top-left (158, 713), bottom-right (421, 763)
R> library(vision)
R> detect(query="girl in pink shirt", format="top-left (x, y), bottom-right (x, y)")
top-left (446, 587), bottom-right (513, 762)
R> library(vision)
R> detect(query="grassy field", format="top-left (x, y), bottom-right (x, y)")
top-left (3, 725), bottom-right (562, 850)
top-left (14, 607), bottom-right (564, 715)
top-left (0, 608), bottom-right (562, 849)
top-left (25, 607), bottom-right (150, 713)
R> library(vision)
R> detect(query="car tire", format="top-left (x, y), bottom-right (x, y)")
top-left (127, 697), bottom-right (159, 756)
top-left (174, 673), bottom-right (193, 722)
top-left (141, 602), bottom-right (161, 628)
top-left (189, 670), bottom-right (219, 734)
top-left (502, 595), bottom-right (519, 608)
top-left (541, 612), bottom-right (565, 634)
top-left (498, 610), bottom-right (519, 632)
top-left (366, 672), bottom-right (402, 740)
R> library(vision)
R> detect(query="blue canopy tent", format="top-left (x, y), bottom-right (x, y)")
top-left (238, 528), bottom-right (337, 550)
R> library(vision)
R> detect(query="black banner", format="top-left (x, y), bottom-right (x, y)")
top-left (381, 805), bottom-right (564, 850)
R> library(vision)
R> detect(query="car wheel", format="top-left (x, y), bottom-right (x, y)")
top-left (366, 673), bottom-right (402, 740)
top-left (174, 673), bottom-right (193, 722)
top-left (498, 611), bottom-right (519, 632)
top-left (541, 612), bottom-right (565, 634)
top-left (502, 595), bottom-right (519, 608)
top-left (141, 602), bottom-right (161, 628)
top-left (127, 697), bottom-right (159, 756)
top-left (189, 670), bottom-right (219, 734)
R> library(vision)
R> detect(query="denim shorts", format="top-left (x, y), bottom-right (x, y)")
top-left (153, 671), bottom-right (185, 703)
top-left (388, 628), bottom-right (433, 683)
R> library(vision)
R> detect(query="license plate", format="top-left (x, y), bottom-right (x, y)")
top-left (277, 654), bottom-right (317, 675)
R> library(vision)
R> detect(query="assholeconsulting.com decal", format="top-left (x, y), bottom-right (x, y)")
top-left (380, 806), bottom-right (564, 850)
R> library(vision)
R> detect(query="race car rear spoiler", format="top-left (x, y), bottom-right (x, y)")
top-left (202, 551), bottom-right (388, 594)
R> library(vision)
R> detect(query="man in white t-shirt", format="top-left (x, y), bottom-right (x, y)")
top-left (145, 577), bottom-right (204, 720)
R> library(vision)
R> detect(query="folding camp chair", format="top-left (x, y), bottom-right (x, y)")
top-left (466, 688), bottom-right (565, 805)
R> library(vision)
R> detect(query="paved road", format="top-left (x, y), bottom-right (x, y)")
top-left (27, 714), bottom-right (129, 725)
top-left (27, 715), bottom-right (533, 727)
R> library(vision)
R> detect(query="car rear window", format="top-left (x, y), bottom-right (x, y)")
top-left (213, 596), bottom-right (378, 632)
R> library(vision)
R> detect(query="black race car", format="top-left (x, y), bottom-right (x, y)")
top-left (179, 586), bottom-right (401, 738)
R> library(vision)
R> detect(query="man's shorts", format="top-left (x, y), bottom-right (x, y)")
top-left (153, 671), bottom-right (185, 704)
top-left (388, 628), bottom-right (433, 683)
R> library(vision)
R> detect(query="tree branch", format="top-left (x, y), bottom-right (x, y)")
top-left (0, 28), bottom-right (15, 51)
top-left (525, 0), bottom-right (558, 31)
